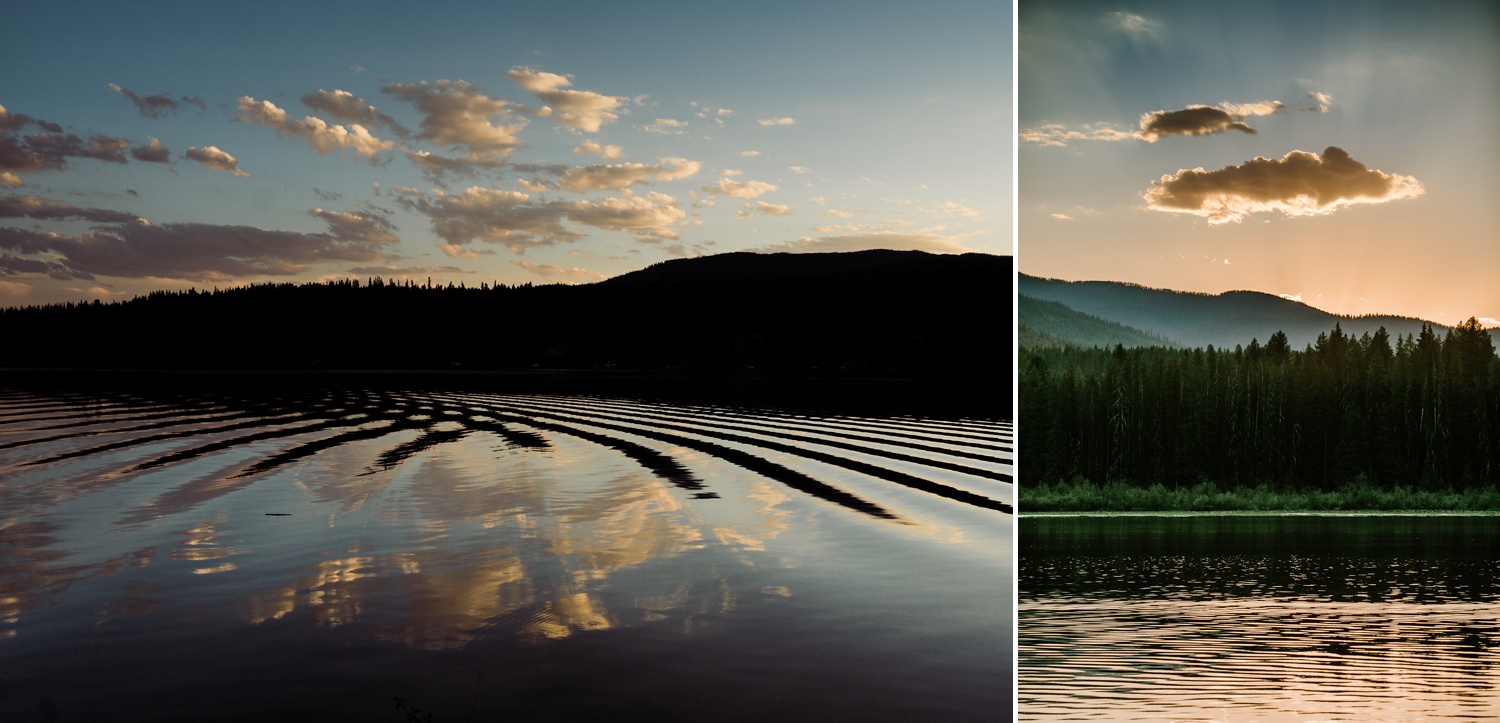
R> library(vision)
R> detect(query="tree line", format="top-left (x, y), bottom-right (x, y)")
top-left (1021, 319), bottom-right (1500, 491)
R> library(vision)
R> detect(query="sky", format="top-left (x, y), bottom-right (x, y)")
top-left (0, 0), bottom-right (1010, 307)
top-left (1019, 0), bottom-right (1500, 328)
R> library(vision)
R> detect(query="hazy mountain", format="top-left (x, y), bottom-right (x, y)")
top-left (1018, 273), bottom-right (1473, 350)
top-left (1019, 294), bottom-right (1177, 349)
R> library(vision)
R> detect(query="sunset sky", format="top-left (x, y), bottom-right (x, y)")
top-left (1, 1), bottom-right (1009, 307)
top-left (1020, 0), bottom-right (1500, 327)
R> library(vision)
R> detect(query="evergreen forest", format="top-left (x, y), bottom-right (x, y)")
top-left (1021, 319), bottom-right (1500, 500)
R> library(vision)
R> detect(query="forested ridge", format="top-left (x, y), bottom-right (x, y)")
top-left (1021, 319), bottom-right (1500, 493)
top-left (0, 250), bottom-right (1010, 384)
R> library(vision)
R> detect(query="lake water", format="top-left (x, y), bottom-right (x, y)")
top-left (1019, 515), bottom-right (1500, 721)
top-left (0, 375), bottom-right (1012, 721)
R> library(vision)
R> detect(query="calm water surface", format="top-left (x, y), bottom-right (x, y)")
top-left (1020, 515), bottom-right (1500, 721)
top-left (0, 377), bottom-right (1011, 721)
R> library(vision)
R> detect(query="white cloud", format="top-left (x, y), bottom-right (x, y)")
top-left (511, 259), bottom-right (607, 283)
top-left (237, 97), bottom-right (394, 160)
top-left (701, 177), bottom-right (776, 198)
top-left (506, 67), bottom-right (623, 133)
top-left (757, 117), bottom-right (796, 126)
top-left (556, 158), bottom-right (701, 193)
top-left (184, 146), bottom-right (249, 177)
top-left (383, 80), bottom-right (526, 159)
top-left (640, 118), bottom-right (687, 135)
top-left (574, 140), bottom-right (623, 159)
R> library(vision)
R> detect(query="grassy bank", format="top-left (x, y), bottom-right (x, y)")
top-left (1023, 477), bottom-right (1500, 513)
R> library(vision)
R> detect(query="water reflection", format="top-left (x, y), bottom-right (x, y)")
top-left (0, 378), bottom-right (1010, 720)
top-left (1020, 515), bottom-right (1500, 721)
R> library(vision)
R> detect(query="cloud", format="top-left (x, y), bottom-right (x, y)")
top-left (506, 68), bottom-right (623, 133)
top-left (511, 259), bottom-right (607, 283)
top-left (300, 89), bottom-right (410, 137)
top-left (740, 150), bottom-right (761, 157)
top-left (184, 146), bottom-right (249, 177)
top-left (1478, 317), bottom-right (1499, 328)
top-left (517, 178), bottom-right (549, 193)
top-left (237, 97), bottom-right (394, 160)
top-left (2, 104), bottom-right (132, 176)
top-left (789, 166), bottom-right (811, 174)
top-left (1019, 122), bottom-right (1134, 147)
top-left (1143, 146), bottom-right (1425, 224)
top-left (394, 186), bottom-right (580, 254)
top-left (1305, 91), bottom-right (1333, 113)
top-left (383, 80), bottom-right (525, 161)
top-left (1105, 11), bottom-right (1163, 46)
top-left (757, 117), bottom-right (796, 126)
top-left (1137, 104), bottom-right (1273, 141)
top-left (749, 232), bottom-right (972, 254)
top-left (574, 140), bottom-right (622, 159)
top-left (1024, 98), bottom-right (1317, 147)
top-left (754, 201), bottom-right (792, 216)
top-left (131, 137), bottom-right (171, 163)
top-left (556, 157), bottom-right (700, 193)
top-left (309, 208), bottom-right (399, 244)
top-left (1051, 213), bottom-right (1074, 221)
top-left (559, 191), bottom-right (686, 241)
top-left (1279, 293), bottom-right (1304, 302)
top-left (0, 194), bottom-right (140, 223)
top-left (701, 177), bottom-right (776, 198)
top-left (106, 83), bottom-right (205, 118)
top-left (347, 264), bottom-right (465, 277)
top-left (0, 220), bottom-right (394, 282)
top-left (640, 118), bottom-right (686, 135)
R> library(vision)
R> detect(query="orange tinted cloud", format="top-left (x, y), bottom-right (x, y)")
top-left (1143, 146), bottom-right (1424, 224)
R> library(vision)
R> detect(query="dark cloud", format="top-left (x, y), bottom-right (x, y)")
top-left (1138, 106), bottom-right (1257, 141)
top-left (131, 137), bottom-right (171, 163)
top-left (0, 220), bottom-right (395, 282)
top-left (0, 105), bottom-right (63, 133)
top-left (107, 84), bottom-right (206, 118)
top-left (308, 208), bottom-right (399, 244)
top-left (311, 187), bottom-right (343, 202)
top-left (0, 194), bottom-right (140, 223)
top-left (1143, 146), bottom-right (1425, 224)
top-left (393, 186), bottom-right (579, 256)
top-left (0, 253), bottom-right (94, 281)
top-left (300, 89), bottom-right (410, 138)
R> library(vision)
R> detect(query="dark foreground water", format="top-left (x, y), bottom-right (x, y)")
top-left (0, 375), bottom-right (1011, 721)
top-left (1020, 515), bottom-right (1500, 721)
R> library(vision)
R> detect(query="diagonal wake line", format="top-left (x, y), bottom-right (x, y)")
top-left (485, 396), bottom-right (1012, 514)
top-left (498, 396), bottom-right (1015, 497)
top-left (459, 399), bottom-right (901, 520)
top-left (543, 396), bottom-right (1014, 469)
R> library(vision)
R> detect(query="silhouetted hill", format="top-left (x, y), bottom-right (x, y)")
top-left (1, 251), bottom-right (1010, 384)
top-left (1019, 294), bottom-right (1176, 349)
top-left (1018, 274), bottom-right (1463, 349)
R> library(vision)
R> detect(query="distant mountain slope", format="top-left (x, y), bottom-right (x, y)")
top-left (1019, 294), bottom-right (1176, 349)
top-left (1019, 273), bottom-right (1452, 349)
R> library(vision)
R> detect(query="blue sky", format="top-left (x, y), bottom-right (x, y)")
top-left (1020, 0), bottom-right (1500, 326)
top-left (1, 1), bottom-right (1010, 306)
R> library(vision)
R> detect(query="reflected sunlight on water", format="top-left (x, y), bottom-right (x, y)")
top-left (1019, 516), bottom-right (1500, 721)
top-left (0, 378), bottom-right (1010, 721)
